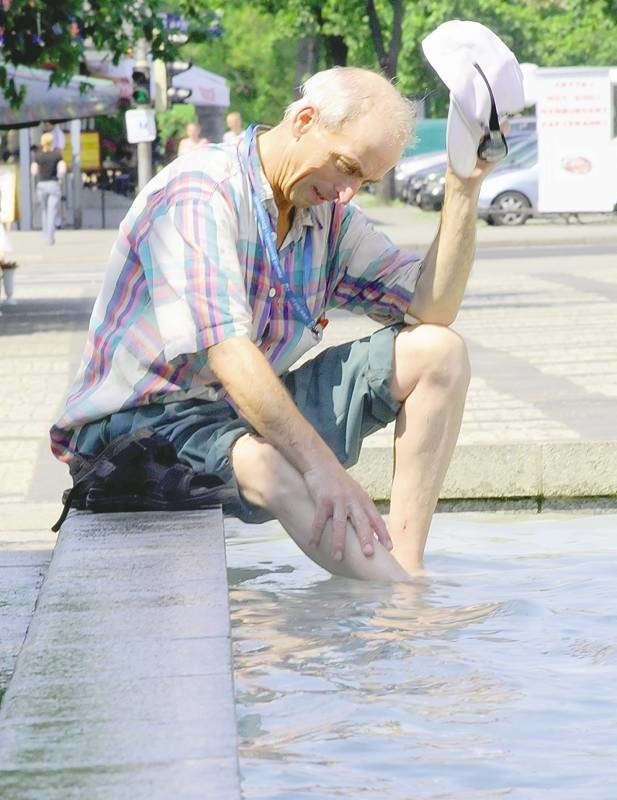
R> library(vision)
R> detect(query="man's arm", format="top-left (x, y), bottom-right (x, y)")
top-left (207, 335), bottom-right (392, 561)
top-left (407, 161), bottom-right (492, 326)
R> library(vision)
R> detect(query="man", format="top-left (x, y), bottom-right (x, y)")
top-left (222, 111), bottom-right (244, 145)
top-left (177, 121), bottom-right (209, 156)
top-left (51, 67), bottom-right (493, 582)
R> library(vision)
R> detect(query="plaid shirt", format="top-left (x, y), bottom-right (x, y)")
top-left (50, 132), bottom-right (423, 461)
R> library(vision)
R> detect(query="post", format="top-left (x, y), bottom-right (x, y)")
top-left (70, 119), bottom-right (82, 229)
top-left (18, 128), bottom-right (33, 231)
top-left (134, 38), bottom-right (153, 191)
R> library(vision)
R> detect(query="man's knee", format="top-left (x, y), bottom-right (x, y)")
top-left (392, 323), bottom-right (470, 398)
top-left (231, 434), bottom-right (300, 509)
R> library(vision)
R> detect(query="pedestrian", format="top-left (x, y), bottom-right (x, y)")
top-left (50, 62), bottom-right (511, 581)
top-left (42, 121), bottom-right (67, 227)
top-left (30, 132), bottom-right (67, 245)
top-left (42, 121), bottom-right (66, 153)
top-left (222, 111), bottom-right (244, 145)
top-left (177, 122), bottom-right (209, 156)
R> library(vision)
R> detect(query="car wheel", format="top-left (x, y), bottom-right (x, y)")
top-left (489, 191), bottom-right (532, 226)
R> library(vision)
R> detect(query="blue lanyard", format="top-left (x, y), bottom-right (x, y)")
top-left (244, 125), bottom-right (322, 336)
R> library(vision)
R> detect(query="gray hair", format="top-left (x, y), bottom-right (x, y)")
top-left (285, 66), bottom-right (416, 147)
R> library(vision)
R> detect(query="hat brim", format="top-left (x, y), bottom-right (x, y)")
top-left (447, 96), bottom-right (482, 179)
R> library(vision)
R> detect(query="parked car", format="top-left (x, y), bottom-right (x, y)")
top-left (506, 115), bottom-right (536, 138)
top-left (411, 138), bottom-right (538, 221)
top-left (394, 151), bottom-right (447, 199)
top-left (394, 116), bottom-right (536, 201)
top-left (416, 172), bottom-right (447, 211)
top-left (477, 139), bottom-right (538, 225)
top-left (401, 157), bottom-right (448, 204)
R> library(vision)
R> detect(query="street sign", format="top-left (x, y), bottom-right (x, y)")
top-left (125, 108), bottom-right (156, 144)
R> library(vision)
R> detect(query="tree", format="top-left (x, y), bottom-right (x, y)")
top-left (0, 0), bottom-right (219, 109)
top-left (182, 4), bottom-right (299, 127)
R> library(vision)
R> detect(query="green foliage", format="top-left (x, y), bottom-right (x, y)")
top-left (534, 0), bottom-right (617, 65)
top-left (0, 0), bottom-right (219, 109)
top-left (239, 0), bottom-right (617, 120)
top-left (183, 4), bottom-right (298, 126)
top-left (3, 0), bottom-right (617, 128)
top-left (155, 103), bottom-right (197, 145)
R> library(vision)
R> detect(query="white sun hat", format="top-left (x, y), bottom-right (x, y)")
top-left (422, 20), bottom-right (525, 178)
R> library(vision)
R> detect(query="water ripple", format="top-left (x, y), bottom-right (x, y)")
top-left (228, 515), bottom-right (617, 799)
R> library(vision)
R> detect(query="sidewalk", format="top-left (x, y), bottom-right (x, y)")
top-left (359, 201), bottom-right (617, 249)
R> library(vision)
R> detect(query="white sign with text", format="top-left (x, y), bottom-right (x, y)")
top-left (536, 67), bottom-right (617, 213)
top-left (125, 108), bottom-right (156, 144)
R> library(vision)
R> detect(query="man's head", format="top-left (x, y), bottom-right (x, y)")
top-left (185, 122), bottom-right (202, 140)
top-left (269, 67), bottom-right (415, 211)
top-left (226, 111), bottom-right (243, 134)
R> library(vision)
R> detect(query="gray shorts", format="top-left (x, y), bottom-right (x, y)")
top-left (76, 323), bottom-right (403, 523)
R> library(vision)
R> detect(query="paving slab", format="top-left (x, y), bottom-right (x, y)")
top-left (0, 509), bottom-right (241, 800)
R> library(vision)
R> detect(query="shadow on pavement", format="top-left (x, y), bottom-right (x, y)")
top-left (0, 297), bottom-right (93, 337)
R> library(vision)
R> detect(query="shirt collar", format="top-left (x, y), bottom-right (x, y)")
top-left (244, 127), bottom-right (320, 233)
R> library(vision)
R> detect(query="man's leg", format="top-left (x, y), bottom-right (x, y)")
top-left (387, 324), bottom-right (470, 572)
top-left (37, 187), bottom-right (47, 240)
top-left (231, 323), bottom-right (468, 581)
top-left (46, 189), bottom-right (60, 244)
top-left (231, 434), bottom-right (410, 582)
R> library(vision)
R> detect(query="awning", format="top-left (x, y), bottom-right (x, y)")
top-left (172, 65), bottom-right (230, 108)
top-left (0, 67), bottom-right (121, 129)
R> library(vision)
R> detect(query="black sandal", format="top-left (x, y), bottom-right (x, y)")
top-left (52, 427), bottom-right (233, 532)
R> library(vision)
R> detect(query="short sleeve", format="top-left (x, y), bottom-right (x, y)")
top-left (134, 183), bottom-right (253, 362)
top-left (328, 204), bottom-right (423, 324)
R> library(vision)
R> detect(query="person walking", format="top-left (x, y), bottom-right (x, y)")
top-left (30, 133), bottom-right (67, 245)
top-left (42, 121), bottom-right (67, 228)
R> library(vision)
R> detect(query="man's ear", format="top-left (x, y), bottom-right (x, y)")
top-left (291, 105), bottom-right (318, 139)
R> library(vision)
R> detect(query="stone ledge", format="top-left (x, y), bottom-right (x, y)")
top-left (350, 441), bottom-right (617, 501)
top-left (0, 509), bottom-right (241, 800)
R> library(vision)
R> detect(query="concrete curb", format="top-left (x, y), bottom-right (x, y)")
top-left (0, 509), bottom-right (241, 800)
top-left (350, 441), bottom-right (617, 503)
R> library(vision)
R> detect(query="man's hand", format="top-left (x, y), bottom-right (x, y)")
top-left (407, 137), bottom-right (506, 327)
top-left (303, 463), bottom-right (392, 561)
top-left (208, 335), bottom-right (391, 563)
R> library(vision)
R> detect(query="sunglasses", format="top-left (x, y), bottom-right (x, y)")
top-left (473, 62), bottom-right (508, 163)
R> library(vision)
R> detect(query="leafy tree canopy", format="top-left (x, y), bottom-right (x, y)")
top-left (3, 0), bottom-right (617, 126)
top-left (242, 0), bottom-right (617, 117)
top-left (0, 0), bottom-right (219, 109)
